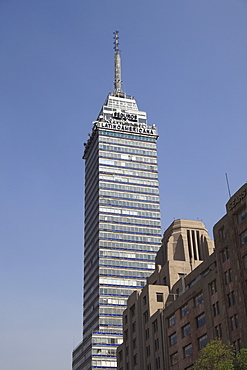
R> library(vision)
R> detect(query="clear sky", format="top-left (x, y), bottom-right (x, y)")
top-left (0, 1), bottom-right (246, 369)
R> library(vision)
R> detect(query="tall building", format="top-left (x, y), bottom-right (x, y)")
top-left (117, 183), bottom-right (247, 370)
top-left (72, 32), bottom-right (162, 370)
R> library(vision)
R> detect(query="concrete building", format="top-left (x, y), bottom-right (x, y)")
top-left (72, 32), bottom-right (162, 370)
top-left (117, 183), bottom-right (247, 370)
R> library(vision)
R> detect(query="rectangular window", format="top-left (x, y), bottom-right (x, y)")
top-left (144, 310), bottom-right (149, 323)
top-left (156, 293), bottom-right (163, 302)
top-left (241, 230), bottom-right (247, 245)
top-left (132, 321), bottom-right (136, 332)
top-left (130, 304), bottom-right (136, 317)
top-left (146, 345), bottom-right (150, 357)
top-left (119, 350), bottom-right (123, 362)
top-left (133, 354), bottom-right (138, 366)
top-left (210, 280), bottom-right (217, 295)
top-left (183, 343), bottom-right (192, 358)
top-left (155, 357), bottom-right (160, 369)
top-left (243, 255), bottom-right (247, 269)
top-left (238, 207), bottom-right (247, 224)
top-left (133, 338), bottom-right (137, 349)
top-left (170, 352), bottom-right (178, 366)
top-left (147, 364), bottom-right (151, 370)
top-left (198, 334), bottom-right (208, 350)
top-left (215, 324), bottom-right (222, 338)
top-left (195, 292), bottom-right (204, 306)
top-left (169, 332), bottom-right (177, 346)
top-left (197, 313), bottom-right (206, 328)
top-left (228, 291), bottom-right (236, 307)
top-left (152, 319), bottom-right (158, 333)
top-left (222, 247), bottom-right (230, 262)
top-left (182, 323), bottom-right (191, 337)
top-left (124, 329), bottom-right (128, 340)
top-left (125, 315), bottom-right (128, 324)
top-left (181, 304), bottom-right (189, 317)
top-left (145, 328), bottom-right (150, 340)
top-left (168, 315), bottom-right (176, 327)
top-left (213, 302), bottom-right (220, 317)
top-left (154, 338), bottom-right (159, 351)
top-left (143, 295), bottom-right (147, 305)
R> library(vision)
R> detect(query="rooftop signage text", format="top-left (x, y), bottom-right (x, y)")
top-left (228, 187), bottom-right (246, 211)
top-left (112, 112), bottom-right (138, 122)
top-left (96, 121), bottom-right (156, 135)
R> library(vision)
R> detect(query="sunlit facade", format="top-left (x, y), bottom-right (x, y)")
top-left (72, 32), bottom-right (162, 370)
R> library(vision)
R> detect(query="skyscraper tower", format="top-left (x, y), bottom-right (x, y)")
top-left (72, 32), bottom-right (162, 370)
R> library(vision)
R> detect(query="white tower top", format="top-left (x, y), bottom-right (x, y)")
top-left (113, 31), bottom-right (124, 97)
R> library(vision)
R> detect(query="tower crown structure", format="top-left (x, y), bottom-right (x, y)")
top-left (73, 32), bottom-right (162, 370)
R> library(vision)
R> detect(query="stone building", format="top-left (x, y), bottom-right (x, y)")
top-left (117, 184), bottom-right (247, 370)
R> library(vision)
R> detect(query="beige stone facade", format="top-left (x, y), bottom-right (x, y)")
top-left (117, 184), bottom-right (247, 370)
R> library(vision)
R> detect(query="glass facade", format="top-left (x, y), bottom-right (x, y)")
top-left (74, 93), bottom-right (161, 370)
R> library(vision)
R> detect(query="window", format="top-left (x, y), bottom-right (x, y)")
top-left (210, 280), bottom-right (217, 295)
top-left (198, 334), bottom-right (208, 350)
top-left (154, 338), bottom-right (159, 351)
top-left (170, 352), bottom-right (178, 366)
top-left (241, 230), bottom-right (247, 245)
top-left (195, 292), bottom-right (204, 306)
top-left (119, 350), bottom-right (123, 362)
top-left (168, 315), bottom-right (176, 327)
top-left (181, 304), bottom-right (189, 317)
top-left (228, 291), bottom-right (236, 307)
top-left (130, 304), bottom-right (136, 317)
top-left (133, 354), bottom-right (138, 366)
top-left (124, 315), bottom-right (128, 324)
top-left (163, 276), bottom-right (167, 286)
top-left (147, 364), bottom-right (151, 370)
top-left (184, 343), bottom-right (192, 358)
top-left (233, 339), bottom-right (242, 353)
top-left (238, 207), bottom-right (247, 224)
top-left (215, 324), bottom-right (222, 338)
top-left (152, 319), bottom-right (158, 333)
top-left (243, 255), bottom-right (247, 269)
top-left (222, 247), bottom-right (230, 262)
top-left (197, 313), bottom-right (206, 328)
top-left (133, 338), bottom-right (137, 349)
top-left (230, 314), bottom-right (238, 330)
top-left (156, 293), bottom-right (163, 302)
top-left (169, 332), bottom-right (177, 346)
top-left (126, 346), bottom-right (128, 355)
top-left (220, 227), bottom-right (226, 239)
top-left (182, 323), bottom-right (191, 337)
top-left (225, 269), bottom-right (232, 285)
top-left (143, 295), bottom-right (147, 305)
top-left (146, 345), bottom-right (150, 357)
top-left (124, 329), bottom-right (128, 340)
top-left (155, 357), bottom-right (160, 369)
top-left (144, 310), bottom-right (148, 323)
top-left (145, 328), bottom-right (150, 340)
top-left (132, 321), bottom-right (136, 333)
top-left (213, 302), bottom-right (220, 316)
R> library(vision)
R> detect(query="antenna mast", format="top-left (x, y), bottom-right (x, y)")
top-left (113, 31), bottom-right (124, 96)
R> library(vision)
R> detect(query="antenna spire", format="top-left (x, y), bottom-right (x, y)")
top-left (113, 31), bottom-right (124, 96)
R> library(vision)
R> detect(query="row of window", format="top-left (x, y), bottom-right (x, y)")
top-left (99, 158), bottom-right (158, 172)
top-left (99, 165), bottom-right (158, 179)
top-left (169, 313), bottom-right (205, 346)
top-left (99, 249), bottom-right (156, 261)
top-left (99, 214), bottom-right (161, 227)
top-left (99, 231), bottom-right (161, 244)
top-left (170, 335), bottom-right (208, 365)
top-left (99, 173), bottom-right (159, 187)
top-left (99, 277), bottom-right (146, 289)
top-left (99, 223), bottom-right (161, 236)
top-left (99, 181), bottom-right (159, 195)
top-left (99, 131), bottom-right (156, 145)
top-left (99, 240), bottom-right (160, 252)
top-left (99, 267), bottom-right (152, 279)
top-left (100, 189), bottom-right (160, 203)
top-left (99, 150), bottom-right (157, 163)
top-left (99, 142), bottom-right (157, 157)
top-left (99, 258), bottom-right (154, 270)
top-left (99, 206), bottom-right (161, 219)
top-left (100, 198), bottom-right (160, 210)
top-left (99, 287), bottom-right (134, 297)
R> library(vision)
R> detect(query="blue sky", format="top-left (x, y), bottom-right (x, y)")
top-left (1, 1), bottom-right (246, 369)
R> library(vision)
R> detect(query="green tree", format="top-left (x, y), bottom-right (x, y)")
top-left (193, 339), bottom-right (235, 370)
top-left (235, 348), bottom-right (247, 370)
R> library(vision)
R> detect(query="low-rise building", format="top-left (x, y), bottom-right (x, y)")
top-left (117, 183), bottom-right (247, 370)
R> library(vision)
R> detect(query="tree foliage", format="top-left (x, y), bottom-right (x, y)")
top-left (235, 348), bottom-right (247, 370)
top-left (193, 339), bottom-right (235, 370)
